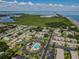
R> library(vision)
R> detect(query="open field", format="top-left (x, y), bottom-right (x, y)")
top-left (0, 14), bottom-right (74, 27)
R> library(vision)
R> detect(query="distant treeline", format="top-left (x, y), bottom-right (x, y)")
top-left (0, 15), bottom-right (8, 17)
top-left (0, 13), bottom-right (24, 17)
top-left (46, 22), bottom-right (68, 28)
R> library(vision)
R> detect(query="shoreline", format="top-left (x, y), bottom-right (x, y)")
top-left (66, 17), bottom-right (79, 29)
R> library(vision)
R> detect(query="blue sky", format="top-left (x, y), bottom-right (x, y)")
top-left (0, 0), bottom-right (79, 11)
top-left (19, 0), bottom-right (79, 5)
top-left (3, 0), bottom-right (79, 5)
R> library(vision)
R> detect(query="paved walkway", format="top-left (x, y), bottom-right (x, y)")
top-left (70, 51), bottom-right (78, 59)
top-left (56, 48), bottom-right (64, 59)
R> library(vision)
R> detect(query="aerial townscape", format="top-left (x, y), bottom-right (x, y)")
top-left (0, 0), bottom-right (79, 59)
top-left (0, 14), bottom-right (79, 59)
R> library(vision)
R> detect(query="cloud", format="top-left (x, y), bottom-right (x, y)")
top-left (0, 1), bottom-right (79, 11)
top-left (58, 4), bottom-right (64, 7)
top-left (19, 2), bottom-right (26, 5)
top-left (49, 3), bottom-right (53, 6)
top-left (52, 4), bottom-right (64, 7)
top-left (36, 3), bottom-right (41, 5)
top-left (0, 1), bottom-right (64, 8)
top-left (71, 5), bottom-right (79, 8)
top-left (28, 1), bottom-right (34, 6)
top-left (0, 0), bottom-right (1, 1)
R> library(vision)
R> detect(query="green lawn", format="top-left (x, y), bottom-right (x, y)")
top-left (13, 14), bottom-right (74, 26)
top-left (77, 48), bottom-right (79, 55)
top-left (64, 50), bottom-right (71, 59)
top-left (0, 14), bottom-right (74, 27)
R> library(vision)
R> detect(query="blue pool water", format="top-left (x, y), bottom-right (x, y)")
top-left (33, 43), bottom-right (40, 49)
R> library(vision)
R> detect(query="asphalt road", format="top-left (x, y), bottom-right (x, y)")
top-left (41, 33), bottom-right (52, 59)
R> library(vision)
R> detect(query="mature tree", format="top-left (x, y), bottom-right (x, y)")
top-left (0, 41), bottom-right (9, 52)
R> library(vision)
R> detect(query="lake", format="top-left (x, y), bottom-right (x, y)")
top-left (0, 16), bottom-right (15, 22)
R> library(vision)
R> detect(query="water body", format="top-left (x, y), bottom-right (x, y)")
top-left (0, 16), bottom-right (15, 22)
top-left (66, 15), bottom-right (79, 22)
top-left (0, 11), bottom-right (79, 22)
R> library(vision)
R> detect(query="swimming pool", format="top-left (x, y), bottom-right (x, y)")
top-left (33, 43), bottom-right (40, 50)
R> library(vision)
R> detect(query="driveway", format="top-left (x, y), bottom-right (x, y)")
top-left (70, 51), bottom-right (78, 59)
top-left (56, 48), bottom-right (64, 59)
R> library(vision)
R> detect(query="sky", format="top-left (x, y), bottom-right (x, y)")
top-left (0, 0), bottom-right (79, 11)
